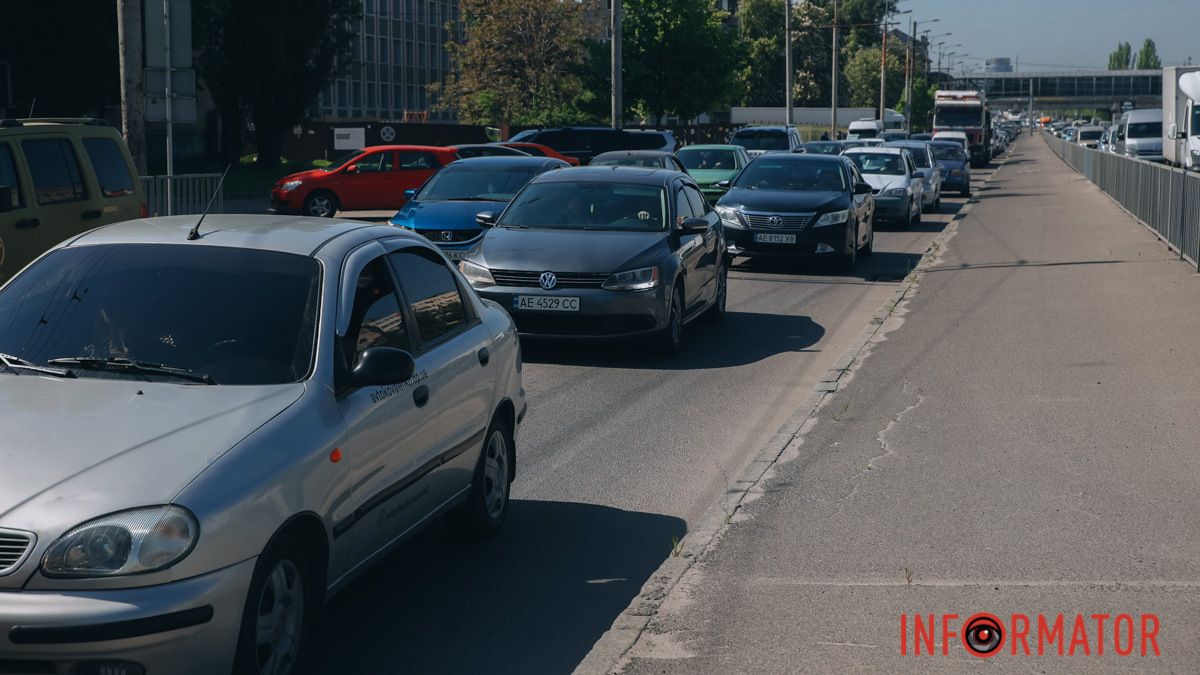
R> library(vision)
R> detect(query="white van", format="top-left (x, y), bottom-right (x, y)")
top-left (847, 119), bottom-right (884, 140)
top-left (1120, 109), bottom-right (1163, 162)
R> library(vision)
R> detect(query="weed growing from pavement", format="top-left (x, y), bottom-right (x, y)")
top-left (671, 535), bottom-right (684, 557)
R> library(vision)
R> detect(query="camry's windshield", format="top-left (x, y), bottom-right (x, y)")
top-left (801, 143), bottom-right (843, 155)
top-left (848, 153), bottom-right (906, 176)
top-left (935, 109), bottom-right (984, 127)
top-left (678, 148), bottom-right (737, 170)
top-left (0, 245), bottom-right (320, 385)
top-left (416, 164), bottom-right (546, 202)
top-left (500, 181), bottom-right (667, 231)
top-left (732, 160), bottom-right (846, 191)
top-left (931, 143), bottom-right (966, 161)
top-left (730, 130), bottom-right (789, 151)
top-left (324, 149), bottom-right (363, 171)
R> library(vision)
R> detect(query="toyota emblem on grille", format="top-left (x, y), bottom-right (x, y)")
top-left (440, 231), bottom-right (454, 242)
top-left (769, 215), bottom-right (783, 226)
top-left (539, 271), bottom-right (557, 290)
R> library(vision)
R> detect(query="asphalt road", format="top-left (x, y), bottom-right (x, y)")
top-left (300, 166), bottom-right (995, 674)
top-left (615, 135), bottom-right (1200, 672)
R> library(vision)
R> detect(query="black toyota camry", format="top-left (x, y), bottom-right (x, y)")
top-left (715, 153), bottom-right (876, 270)
top-left (458, 166), bottom-right (726, 354)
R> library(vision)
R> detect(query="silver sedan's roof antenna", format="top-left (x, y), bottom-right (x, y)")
top-left (187, 164), bottom-right (231, 241)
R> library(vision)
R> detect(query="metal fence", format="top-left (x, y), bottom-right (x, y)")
top-left (1043, 133), bottom-right (1200, 268)
top-left (139, 174), bottom-right (224, 217)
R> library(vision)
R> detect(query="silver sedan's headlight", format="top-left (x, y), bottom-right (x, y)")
top-left (813, 209), bottom-right (850, 228)
top-left (714, 206), bottom-right (745, 229)
top-left (280, 180), bottom-right (303, 192)
top-left (883, 187), bottom-right (909, 197)
top-left (458, 260), bottom-right (495, 288)
top-left (603, 266), bottom-right (659, 291)
top-left (42, 506), bottom-right (198, 578)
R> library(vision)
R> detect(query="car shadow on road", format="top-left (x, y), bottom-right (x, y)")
top-left (301, 500), bottom-right (686, 675)
top-left (520, 310), bottom-right (825, 369)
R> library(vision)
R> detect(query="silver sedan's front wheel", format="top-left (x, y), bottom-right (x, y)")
top-left (235, 536), bottom-right (310, 675)
top-left (255, 559), bottom-right (305, 675)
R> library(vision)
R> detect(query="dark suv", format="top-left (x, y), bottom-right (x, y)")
top-left (508, 127), bottom-right (678, 165)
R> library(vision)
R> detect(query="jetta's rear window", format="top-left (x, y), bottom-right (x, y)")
top-left (0, 244), bottom-right (320, 385)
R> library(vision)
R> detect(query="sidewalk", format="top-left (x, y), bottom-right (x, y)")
top-left (606, 136), bottom-right (1200, 672)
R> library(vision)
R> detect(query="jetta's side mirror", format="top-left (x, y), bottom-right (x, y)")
top-left (854, 182), bottom-right (872, 195)
top-left (678, 217), bottom-right (709, 232)
top-left (475, 211), bottom-right (498, 228)
top-left (351, 347), bottom-right (416, 386)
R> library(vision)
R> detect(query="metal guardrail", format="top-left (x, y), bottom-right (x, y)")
top-left (139, 174), bottom-right (224, 217)
top-left (1043, 132), bottom-right (1200, 268)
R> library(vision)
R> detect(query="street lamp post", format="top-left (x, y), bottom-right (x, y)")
top-left (880, 9), bottom-right (911, 121)
top-left (785, 0), bottom-right (793, 126)
top-left (831, 0), bottom-right (839, 137)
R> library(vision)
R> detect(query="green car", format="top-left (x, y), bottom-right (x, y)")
top-left (677, 144), bottom-right (751, 203)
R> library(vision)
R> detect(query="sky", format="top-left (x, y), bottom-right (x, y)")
top-left (898, 0), bottom-right (1198, 72)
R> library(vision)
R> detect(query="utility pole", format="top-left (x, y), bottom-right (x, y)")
top-left (611, 0), bottom-right (622, 130)
top-left (117, 0), bottom-right (146, 174)
top-left (879, 23), bottom-right (888, 120)
top-left (830, 0), bottom-right (839, 138)
top-left (785, 0), bottom-right (793, 126)
top-left (905, 17), bottom-right (913, 133)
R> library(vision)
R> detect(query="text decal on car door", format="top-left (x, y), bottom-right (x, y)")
top-left (370, 370), bottom-right (428, 404)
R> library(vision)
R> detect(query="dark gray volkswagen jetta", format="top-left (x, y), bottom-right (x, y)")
top-left (459, 166), bottom-right (726, 353)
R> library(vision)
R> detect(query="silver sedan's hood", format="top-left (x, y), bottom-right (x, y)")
top-left (0, 375), bottom-right (304, 542)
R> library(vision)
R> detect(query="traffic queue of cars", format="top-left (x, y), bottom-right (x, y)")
top-left (0, 120), bottom-right (978, 675)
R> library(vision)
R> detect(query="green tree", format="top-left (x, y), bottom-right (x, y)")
top-left (1136, 39), bottom-right (1162, 69)
top-left (900, 78), bottom-right (936, 131)
top-left (433, 0), bottom-right (590, 131)
top-left (623, 0), bottom-right (740, 124)
top-left (1108, 42), bottom-right (1133, 70)
top-left (829, 0), bottom-right (900, 50)
top-left (843, 46), bottom-right (903, 111)
top-left (195, 0), bottom-right (359, 167)
top-left (735, 0), bottom-right (834, 108)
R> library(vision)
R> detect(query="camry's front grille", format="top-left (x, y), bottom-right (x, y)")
top-left (743, 212), bottom-right (814, 230)
top-left (491, 270), bottom-right (609, 288)
top-left (415, 228), bottom-right (480, 244)
top-left (0, 530), bottom-right (34, 575)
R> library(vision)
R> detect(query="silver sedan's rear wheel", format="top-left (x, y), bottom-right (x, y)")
top-left (450, 418), bottom-right (513, 539)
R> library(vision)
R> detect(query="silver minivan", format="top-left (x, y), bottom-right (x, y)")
top-left (0, 215), bottom-right (525, 674)
top-left (1120, 109), bottom-right (1164, 162)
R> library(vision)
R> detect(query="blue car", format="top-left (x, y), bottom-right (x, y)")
top-left (930, 141), bottom-right (972, 197)
top-left (390, 156), bottom-right (569, 259)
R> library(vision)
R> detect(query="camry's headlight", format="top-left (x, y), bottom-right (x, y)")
top-left (813, 209), bottom-right (850, 228)
top-left (280, 180), bottom-right (303, 192)
top-left (715, 206), bottom-right (745, 229)
top-left (42, 506), bottom-right (198, 578)
top-left (603, 266), bottom-right (659, 291)
top-left (883, 187), bottom-right (909, 197)
top-left (458, 260), bottom-right (495, 288)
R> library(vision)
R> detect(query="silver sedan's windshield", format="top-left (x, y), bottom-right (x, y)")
top-left (0, 244), bottom-right (320, 385)
top-left (499, 181), bottom-right (668, 232)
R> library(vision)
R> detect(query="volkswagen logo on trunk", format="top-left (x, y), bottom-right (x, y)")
top-left (769, 215), bottom-right (783, 227)
top-left (539, 271), bottom-right (557, 290)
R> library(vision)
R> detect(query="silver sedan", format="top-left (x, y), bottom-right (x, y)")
top-left (0, 215), bottom-right (525, 674)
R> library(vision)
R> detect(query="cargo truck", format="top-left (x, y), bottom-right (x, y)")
top-left (933, 90), bottom-right (992, 168)
top-left (1163, 66), bottom-right (1200, 171)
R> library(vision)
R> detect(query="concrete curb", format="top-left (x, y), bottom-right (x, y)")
top-left (572, 151), bottom-right (1014, 675)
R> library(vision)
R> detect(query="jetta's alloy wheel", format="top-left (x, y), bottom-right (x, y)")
top-left (704, 264), bottom-right (727, 323)
top-left (655, 285), bottom-right (684, 355)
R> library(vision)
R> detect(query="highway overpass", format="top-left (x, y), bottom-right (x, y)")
top-left (950, 69), bottom-right (1162, 111)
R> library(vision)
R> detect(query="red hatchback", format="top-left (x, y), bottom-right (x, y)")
top-left (271, 145), bottom-right (459, 217)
